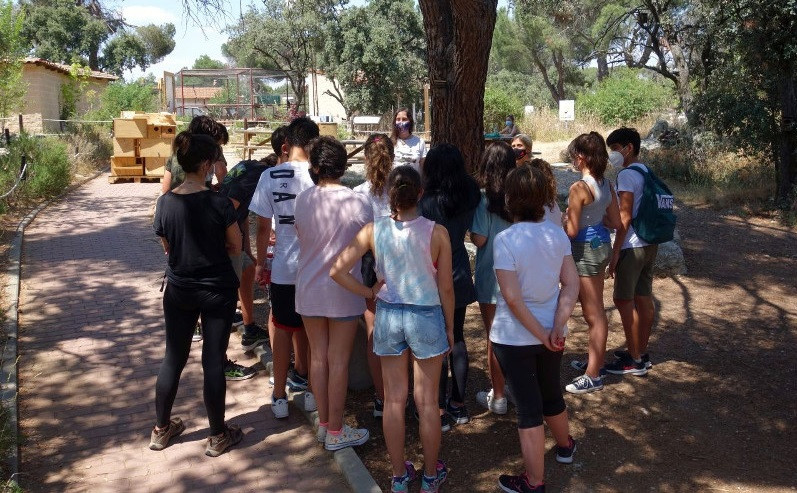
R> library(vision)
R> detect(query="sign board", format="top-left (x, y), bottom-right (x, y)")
top-left (352, 115), bottom-right (381, 125)
top-left (559, 100), bottom-right (575, 121)
top-left (163, 71), bottom-right (175, 113)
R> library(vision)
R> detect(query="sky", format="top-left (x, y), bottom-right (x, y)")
top-left (123, 0), bottom-right (509, 81)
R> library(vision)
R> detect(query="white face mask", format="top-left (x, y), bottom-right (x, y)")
top-left (608, 150), bottom-right (625, 169)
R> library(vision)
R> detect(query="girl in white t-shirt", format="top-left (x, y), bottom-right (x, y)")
top-left (294, 137), bottom-right (373, 452)
top-left (332, 166), bottom-right (454, 493)
top-left (391, 107), bottom-right (427, 172)
top-left (352, 133), bottom-right (394, 417)
top-left (490, 165), bottom-right (580, 493)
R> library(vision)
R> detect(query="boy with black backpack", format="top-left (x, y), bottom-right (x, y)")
top-left (605, 127), bottom-right (676, 376)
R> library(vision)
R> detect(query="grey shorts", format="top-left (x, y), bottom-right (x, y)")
top-left (613, 245), bottom-right (658, 300)
top-left (571, 241), bottom-right (610, 277)
top-left (373, 300), bottom-right (448, 359)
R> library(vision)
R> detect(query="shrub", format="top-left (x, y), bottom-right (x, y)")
top-left (84, 77), bottom-right (158, 121)
top-left (578, 69), bottom-right (674, 125)
top-left (0, 134), bottom-right (71, 205)
top-left (483, 84), bottom-right (523, 133)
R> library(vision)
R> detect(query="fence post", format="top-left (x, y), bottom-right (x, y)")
top-left (18, 115), bottom-right (26, 181)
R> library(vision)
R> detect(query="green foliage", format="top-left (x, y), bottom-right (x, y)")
top-left (0, 134), bottom-right (71, 203)
top-left (487, 70), bottom-right (557, 110)
top-left (0, 1), bottom-right (27, 118)
top-left (483, 85), bottom-right (524, 132)
top-left (84, 77), bottom-right (158, 121)
top-left (224, 0), bottom-right (346, 109)
top-left (317, 0), bottom-right (426, 116)
top-left (19, 0), bottom-right (175, 75)
top-left (578, 69), bottom-right (674, 124)
top-left (193, 55), bottom-right (225, 70)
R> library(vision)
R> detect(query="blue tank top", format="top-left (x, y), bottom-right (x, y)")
top-left (373, 216), bottom-right (440, 306)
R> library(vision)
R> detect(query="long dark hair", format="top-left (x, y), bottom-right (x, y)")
top-left (172, 131), bottom-right (219, 173)
top-left (568, 131), bottom-right (609, 180)
top-left (364, 133), bottom-right (394, 197)
top-left (476, 142), bottom-right (514, 222)
top-left (422, 143), bottom-right (480, 218)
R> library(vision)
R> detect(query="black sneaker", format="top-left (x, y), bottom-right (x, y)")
top-left (605, 354), bottom-right (648, 376)
top-left (224, 359), bottom-right (256, 381)
top-left (373, 396), bottom-right (384, 418)
top-left (232, 311), bottom-right (244, 328)
top-left (241, 324), bottom-right (269, 351)
top-left (614, 350), bottom-right (653, 369)
top-left (569, 359), bottom-right (608, 376)
top-left (446, 401), bottom-right (469, 425)
top-left (498, 473), bottom-right (544, 492)
top-left (555, 435), bottom-right (577, 464)
top-left (286, 368), bottom-right (309, 392)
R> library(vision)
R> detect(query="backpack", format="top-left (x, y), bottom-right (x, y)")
top-left (623, 165), bottom-right (676, 244)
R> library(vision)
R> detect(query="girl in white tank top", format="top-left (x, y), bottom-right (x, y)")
top-left (331, 165), bottom-right (455, 491)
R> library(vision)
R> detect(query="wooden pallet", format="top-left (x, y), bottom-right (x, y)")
top-left (108, 175), bottom-right (162, 184)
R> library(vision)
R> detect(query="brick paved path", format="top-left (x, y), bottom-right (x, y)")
top-left (16, 176), bottom-right (347, 492)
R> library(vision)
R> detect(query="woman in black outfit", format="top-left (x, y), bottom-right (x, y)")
top-left (150, 132), bottom-right (243, 457)
top-left (419, 144), bottom-right (481, 430)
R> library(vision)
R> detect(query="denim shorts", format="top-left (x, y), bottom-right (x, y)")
top-left (373, 300), bottom-right (448, 359)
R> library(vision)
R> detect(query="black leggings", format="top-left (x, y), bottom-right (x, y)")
top-left (492, 343), bottom-right (566, 428)
top-left (439, 307), bottom-right (468, 407)
top-left (155, 283), bottom-right (237, 435)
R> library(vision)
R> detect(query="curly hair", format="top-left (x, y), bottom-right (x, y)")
top-left (364, 133), bottom-right (394, 197)
top-left (527, 158), bottom-right (558, 211)
top-left (476, 142), bottom-right (514, 222)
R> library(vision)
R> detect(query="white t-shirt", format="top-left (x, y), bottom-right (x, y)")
top-left (393, 135), bottom-right (427, 172)
top-left (490, 221), bottom-right (571, 346)
top-left (353, 181), bottom-right (391, 218)
top-left (616, 163), bottom-right (650, 249)
top-left (248, 160), bottom-right (314, 284)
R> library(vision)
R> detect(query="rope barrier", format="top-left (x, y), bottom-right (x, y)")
top-left (0, 159), bottom-right (30, 199)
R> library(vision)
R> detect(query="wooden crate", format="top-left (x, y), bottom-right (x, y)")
top-left (160, 126), bottom-right (176, 138)
top-left (319, 122), bottom-right (338, 137)
top-left (139, 138), bottom-right (173, 158)
top-left (144, 157), bottom-right (168, 176)
top-left (111, 157), bottom-right (144, 176)
top-left (113, 118), bottom-right (147, 139)
top-left (112, 138), bottom-right (137, 157)
top-left (147, 124), bottom-right (177, 139)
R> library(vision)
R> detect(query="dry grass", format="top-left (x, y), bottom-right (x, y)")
top-left (518, 106), bottom-right (659, 143)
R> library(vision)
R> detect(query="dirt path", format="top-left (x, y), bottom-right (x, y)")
top-left (351, 203), bottom-right (797, 492)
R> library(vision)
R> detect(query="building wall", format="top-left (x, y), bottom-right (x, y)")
top-left (306, 72), bottom-right (347, 123)
top-left (20, 65), bottom-right (113, 132)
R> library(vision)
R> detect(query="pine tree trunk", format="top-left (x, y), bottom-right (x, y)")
top-left (777, 72), bottom-right (797, 209)
top-left (418, 0), bottom-right (498, 173)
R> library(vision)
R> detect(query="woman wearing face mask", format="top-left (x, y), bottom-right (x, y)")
top-left (511, 134), bottom-right (533, 166)
top-left (391, 108), bottom-right (427, 172)
top-left (500, 115), bottom-right (521, 137)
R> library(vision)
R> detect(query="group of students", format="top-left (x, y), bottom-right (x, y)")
top-left (148, 110), bottom-right (660, 493)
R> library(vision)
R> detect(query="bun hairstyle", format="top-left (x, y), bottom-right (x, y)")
top-left (364, 133), bottom-right (394, 197)
top-left (568, 131), bottom-right (609, 180)
top-left (309, 136), bottom-right (348, 180)
top-left (387, 165), bottom-right (421, 214)
top-left (527, 158), bottom-right (558, 211)
top-left (504, 165), bottom-right (550, 223)
top-left (477, 141), bottom-right (514, 222)
top-left (172, 131), bottom-right (219, 173)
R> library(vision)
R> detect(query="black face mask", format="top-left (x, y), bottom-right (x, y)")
top-left (513, 148), bottom-right (527, 160)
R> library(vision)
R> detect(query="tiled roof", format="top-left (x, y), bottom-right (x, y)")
top-left (23, 57), bottom-right (119, 81)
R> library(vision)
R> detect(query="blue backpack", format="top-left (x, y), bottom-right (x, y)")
top-left (623, 165), bottom-right (676, 244)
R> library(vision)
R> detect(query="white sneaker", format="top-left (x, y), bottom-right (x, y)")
top-left (268, 374), bottom-right (274, 386)
top-left (316, 423), bottom-right (327, 443)
top-left (271, 396), bottom-right (289, 419)
top-left (324, 424), bottom-right (369, 451)
top-left (304, 391), bottom-right (317, 412)
top-left (476, 389), bottom-right (508, 415)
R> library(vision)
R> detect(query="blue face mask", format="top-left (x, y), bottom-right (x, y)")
top-left (506, 120), bottom-right (513, 127)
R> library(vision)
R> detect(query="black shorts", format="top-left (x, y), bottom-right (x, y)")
top-left (492, 343), bottom-right (566, 428)
top-left (269, 283), bottom-right (303, 330)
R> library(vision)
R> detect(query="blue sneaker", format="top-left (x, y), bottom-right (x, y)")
top-left (570, 359), bottom-right (608, 376)
top-left (390, 461), bottom-right (417, 492)
top-left (286, 368), bottom-right (309, 392)
top-left (565, 374), bottom-right (604, 394)
top-left (420, 460), bottom-right (448, 493)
